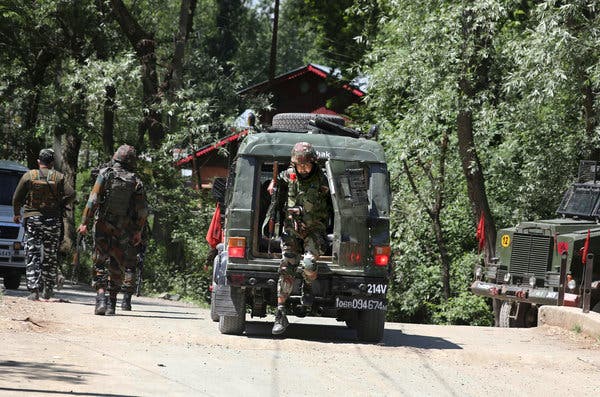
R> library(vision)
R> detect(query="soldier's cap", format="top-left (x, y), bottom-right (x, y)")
top-left (38, 148), bottom-right (55, 165)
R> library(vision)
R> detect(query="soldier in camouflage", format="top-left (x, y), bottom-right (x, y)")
top-left (77, 144), bottom-right (148, 315)
top-left (12, 148), bottom-right (74, 300)
top-left (267, 142), bottom-right (331, 335)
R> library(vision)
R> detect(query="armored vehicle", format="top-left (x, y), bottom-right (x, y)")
top-left (0, 160), bottom-right (28, 289)
top-left (471, 161), bottom-right (600, 327)
top-left (211, 113), bottom-right (391, 342)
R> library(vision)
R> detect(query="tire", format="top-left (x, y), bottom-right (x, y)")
top-left (355, 310), bottom-right (385, 343)
top-left (592, 301), bottom-right (600, 314)
top-left (210, 289), bottom-right (219, 322)
top-left (498, 301), bottom-right (529, 328)
top-left (218, 287), bottom-right (246, 335)
top-left (3, 273), bottom-right (21, 290)
top-left (271, 113), bottom-right (344, 131)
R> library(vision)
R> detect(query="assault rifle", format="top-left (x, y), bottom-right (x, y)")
top-left (136, 244), bottom-right (146, 296)
top-left (71, 233), bottom-right (82, 285)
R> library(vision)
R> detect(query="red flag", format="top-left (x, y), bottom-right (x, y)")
top-left (582, 229), bottom-right (591, 265)
top-left (476, 211), bottom-right (485, 253)
top-left (206, 202), bottom-right (223, 249)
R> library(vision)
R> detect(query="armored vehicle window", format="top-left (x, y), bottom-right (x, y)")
top-left (368, 164), bottom-right (390, 219)
top-left (556, 184), bottom-right (600, 219)
top-left (0, 172), bottom-right (21, 206)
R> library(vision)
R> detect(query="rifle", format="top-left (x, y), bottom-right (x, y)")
top-left (267, 161), bottom-right (279, 254)
top-left (71, 233), bottom-right (82, 285)
top-left (135, 244), bottom-right (146, 297)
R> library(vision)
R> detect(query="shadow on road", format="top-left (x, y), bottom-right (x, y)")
top-left (0, 360), bottom-right (97, 385)
top-left (244, 321), bottom-right (462, 349)
top-left (0, 386), bottom-right (138, 397)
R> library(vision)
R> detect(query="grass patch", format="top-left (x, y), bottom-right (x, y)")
top-left (572, 324), bottom-right (582, 334)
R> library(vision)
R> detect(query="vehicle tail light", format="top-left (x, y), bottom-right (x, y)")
top-left (374, 246), bottom-right (390, 266)
top-left (228, 237), bottom-right (246, 258)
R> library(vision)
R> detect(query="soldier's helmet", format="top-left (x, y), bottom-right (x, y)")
top-left (38, 148), bottom-right (55, 165)
top-left (291, 142), bottom-right (317, 164)
top-left (113, 144), bottom-right (137, 169)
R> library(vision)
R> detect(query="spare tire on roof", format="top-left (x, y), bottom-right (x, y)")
top-left (271, 113), bottom-right (345, 132)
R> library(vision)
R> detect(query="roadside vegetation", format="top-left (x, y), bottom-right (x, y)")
top-left (1, 0), bottom-right (599, 326)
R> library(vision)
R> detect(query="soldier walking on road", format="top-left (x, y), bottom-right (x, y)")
top-left (267, 142), bottom-right (331, 335)
top-left (12, 148), bottom-right (74, 300)
top-left (77, 144), bottom-right (148, 315)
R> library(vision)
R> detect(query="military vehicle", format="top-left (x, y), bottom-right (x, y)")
top-left (210, 113), bottom-right (391, 342)
top-left (471, 160), bottom-right (600, 327)
top-left (0, 160), bottom-right (28, 289)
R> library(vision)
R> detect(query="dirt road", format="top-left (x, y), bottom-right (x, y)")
top-left (1, 284), bottom-right (599, 397)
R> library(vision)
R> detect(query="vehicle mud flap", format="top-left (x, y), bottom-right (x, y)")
top-left (214, 285), bottom-right (244, 317)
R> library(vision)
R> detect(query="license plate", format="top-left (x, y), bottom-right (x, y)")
top-left (0, 249), bottom-right (10, 257)
top-left (335, 296), bottom-right (387, 311)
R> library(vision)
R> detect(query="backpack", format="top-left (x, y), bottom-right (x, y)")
top-left (99, 167), bottom-right (137, 220)
top-left (28, 169), bottom-right (60, 212)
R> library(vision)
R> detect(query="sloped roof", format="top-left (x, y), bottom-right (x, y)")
top-left (238, 63), bottom-right (365, 98)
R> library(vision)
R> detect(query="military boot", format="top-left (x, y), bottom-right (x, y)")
top-left (95, 292), bottom-right (107, 315)
top-left (106, 293), bottom-right (117, 315)
top-left (41, 286), bottom-right (53, 300)
top-left (27, 289), bottom-right (39, 301)
top-left (272, 305), bottom-right (289, 335)
top-left (121, 292), bottom-right (132, 311)
top-left (300, 282), bottom-right (314, 307)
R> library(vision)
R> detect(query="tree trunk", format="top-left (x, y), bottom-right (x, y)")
top-left (170, 0), bottom-right (197, 97)
top-left (23, 48), bottom-right (55, 168)
top-left (23, 90), bottom-right (44, 169)
top-left (457, 4), bottom-right (496, 262)
top-left (432, 212), bottom-right (451, 300)
top-left (109, 0), bottom-right (164, 148)
top-left (102, 84), bottom-right (116, 157)
top-left (269, 0), bottom-right (280, 83)
top-left (54, 81), bottom-right (85, 255)
top-left (456, 109), bottom-right (496, 262)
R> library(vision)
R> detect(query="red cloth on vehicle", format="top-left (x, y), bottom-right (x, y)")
top-left (206, 202), bottom-right (223, 248)
top-left (582, 229), bottom-right (591, 265)
top-left (476, 211), bottom-right (485, 253)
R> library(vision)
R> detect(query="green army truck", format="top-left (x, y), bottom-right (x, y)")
top-left (471, 160), bottom-right (600, 327)
top-left (211, 113), bottom-right (392, 342)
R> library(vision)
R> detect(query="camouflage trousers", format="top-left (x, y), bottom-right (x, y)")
top-left (277, 227), bottom-right (325, 302)
top-left (91, 220), bottom-right (137, 294)
top-left (24, 216), bottom-right (62, 292)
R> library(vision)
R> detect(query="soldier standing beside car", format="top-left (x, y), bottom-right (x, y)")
top-left (267, 142), bottom-right (331, 335)
top-left (12, 148), bottom-right (74, 300)
top-left (77, 144), bottom-right (148, 315)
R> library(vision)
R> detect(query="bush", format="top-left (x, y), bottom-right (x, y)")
top-left (432, 292), bottom-right (493, 326)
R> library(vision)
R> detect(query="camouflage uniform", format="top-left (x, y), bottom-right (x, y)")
top-left (79, 145), bottom-right (148, 315)
top-left (272, 142), bottom-right (330, 335)
top-left (12, 149), bottom-right (74, 300)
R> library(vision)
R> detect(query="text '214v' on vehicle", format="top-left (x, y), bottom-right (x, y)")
top-left (472, 160), bottom-right (600, 327)
top-left (210, 113), bottom-right (392, 342)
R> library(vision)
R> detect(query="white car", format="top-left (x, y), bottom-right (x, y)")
top-left (0, 160), bottom-right (28, 289)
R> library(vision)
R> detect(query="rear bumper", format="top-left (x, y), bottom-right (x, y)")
top-left (470, 280), bottom-right (563, 306)
top-left (225, 268), bottom-right (388, 310)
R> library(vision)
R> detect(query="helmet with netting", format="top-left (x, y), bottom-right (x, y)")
top-left (113, 144), bottom-right (137, 169)
top-left (38, 148), bottom-right (55, 165)
top-left (291, 142), bottom-right (317, 164)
